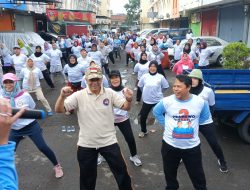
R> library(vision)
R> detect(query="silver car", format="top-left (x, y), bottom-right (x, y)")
top-left (180, 36), bottom-right (229, 65)
top-left (168, 36), bottom-right (228, 65)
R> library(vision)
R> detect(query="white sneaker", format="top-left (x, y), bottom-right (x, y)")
top-left (130, 155), bottom-right (142, 166)
top-left (133, 87), bottom-right (137, 91)
top-left (135, 101), bottom-right (140, 105)
top-left (65, 111), bottom-right (71, 115)
top-left (97, 155), bottom-right (105, 165)
top-left (54, 164), bottom-right (63, 178)
top-left (138, 131), bottom-right (148, 138)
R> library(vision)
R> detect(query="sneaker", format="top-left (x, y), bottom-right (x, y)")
top-left (218, 159), bottom-right (228, 173)
top-left (65, 111), bottom-right (71, 115)
top-left (132, 72), bottom-right (136, 75)
top-left (47, 111), bottom-right (54, 116)
top-left (54, 164), bottom-right (63, 178)
top-left (138, 131), bottom-right (148, 138)
top-left (130, 155), bottom-right (142, 166)
top-left (97, 155), bottom-right (106, 165)
top-left (133, 87), bottom-right (137, 91)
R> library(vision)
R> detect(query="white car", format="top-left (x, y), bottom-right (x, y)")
top-left (168, 36), bottom-right (229, 65)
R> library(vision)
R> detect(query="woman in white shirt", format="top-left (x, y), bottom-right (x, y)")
top-left (197, 42), bottom-right (212, 69)
top-left (71, 41), bottom-right (82, 58)
top-left (134, 52), bottom-right (149, 104)
top-left (138, 60), bottom-right (169, 137)
top-left (64, 54), bottom-right (85, 92)
top-left (0, 43), bottom-right (14, 73)
top-left (108, 70), bottom-right (142, 167)
top-left (49, 43), bottom-right (66, 84)
top-left (0, 73), bottom-right (63, 178)
top-left (19, 58), bottom-right (53, 115)
top-left (30, 46), bottom-right (55, 88)
top-left (189, 69), bottom-right (228, 173)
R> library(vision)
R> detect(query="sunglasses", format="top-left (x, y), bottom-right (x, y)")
top-left (3, 80), bottom-right (14, 84)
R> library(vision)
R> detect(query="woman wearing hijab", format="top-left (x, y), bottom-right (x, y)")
top-left (172, 52), bottom-right (194, 75)
top-left (134, 52), bottom-right (149, 104)
top-left (63, 54), bottom-right (85, 92)
top-left (197, 41), bottom-right (212, 69)
top-left (146, 37), bottom-right (157, 52)
top-left (30, 46), bottom-right (55, 88)
top-left (0, 73), bottom-right (63, 178)
top-left (189, 69), bottom-right (228, 173)
top-left (138, 60), bottom-right (169, 137)
top-left (107, 70), bottom-right (142, 167)
top-left (19, 58), bottom-right (53, 116)
top-left (147, 44), bottom-right (166, 77)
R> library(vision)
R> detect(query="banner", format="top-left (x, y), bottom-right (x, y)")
top-left (46, 9), bottom-right (96, 24)
top-left (47, 22), bottom-right (66, 35)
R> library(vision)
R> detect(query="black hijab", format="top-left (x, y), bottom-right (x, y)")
top-left (139, 52), bottom-right (148, 64)
top-left (190, 79), bottom-right (204, 95)
top-left (34, 45), bottom-right (43, 57)
top-left (109, 70), bottom-right (124, 91)
top-left (148, 60), bottom-right (158, 75)
top-left (68, 54), bottom-right (78, 67)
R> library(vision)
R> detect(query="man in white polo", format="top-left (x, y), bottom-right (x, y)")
top-left (55, 64), bottom-right (133, 190)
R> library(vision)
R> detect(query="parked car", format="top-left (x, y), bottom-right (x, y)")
top-left (140, 28), bottom-right (169, 39)
top-left (38, 31), bottom-right (58, 42)
top-left (156, 28), bottom-right (190, 43)
top-left (168, 36), bottom-right (228, 65)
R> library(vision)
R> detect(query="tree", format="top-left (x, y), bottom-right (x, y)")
top-left (222, 42), bottom-right (250, 69)
top-left (124, 0), bottom-right (140, 26)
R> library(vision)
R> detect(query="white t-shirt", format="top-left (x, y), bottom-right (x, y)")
top-left (173, 44), bottom-right (182, 61)
top-left (63, 63), bottom-right (85, 83)
top-left (138, 73), bottom-right (169, 104)
top-left (19, 67), bottom-right (43, 90)
top-left (0, 92), bottom-right (35, 130)
top-left (77, 56), bottom-right (92, 73)
top-left (71, 46), bottom-right (82, 58)
top-left (198, 49), bottom-right (211, 67)
top-left (11, 54), bottom-right (27, 71)
top-left (87, 51), bottom-right (103, 67)
top-left (154, 94), bottom-right (211, 149)
top-left (131, 47), bottom-right (141, 62)
top-left (198, 86), bottom-right (215, 125)
top-left (113, 90), bottom-right (129, 123)
top-left (134, 61), bottom-right (149, 80)
top-left (147, 51), bottom-right (164, 65)
top-left (49, 49), bottom-right (62, 66)
top-left (30, 54), bottom-right (50, 71)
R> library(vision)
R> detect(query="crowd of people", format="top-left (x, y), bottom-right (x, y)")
top-left (0, 30), bottom-right (227, 190)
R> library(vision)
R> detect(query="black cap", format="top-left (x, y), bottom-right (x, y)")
top-left (109, 70), bottom-right (121, 78)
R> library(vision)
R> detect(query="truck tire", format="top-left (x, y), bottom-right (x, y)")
top-left (238, 116), bottom-right (250, 144)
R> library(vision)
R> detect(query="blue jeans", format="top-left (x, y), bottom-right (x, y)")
top-left (9, 120), bottom-right (58, 166)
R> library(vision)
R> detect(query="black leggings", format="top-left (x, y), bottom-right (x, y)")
top-left (42, 69), bottom-right (54, 88)
top-left (136, 87), bottom-right (142, 102)
top-left (199, 123), bottom-right (226, 163)
top-left (115, 119), bottom-right (137, 157)
top-left (108, 51), bottom-right (115, 64)
top-left (126, 53), bottom-right (134, 66)
top-left (139, 102), bottom-right (157, 133)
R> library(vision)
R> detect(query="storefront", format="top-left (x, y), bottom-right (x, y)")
top-left (201, 9), bottom-right (218, 36)
top-left (189, 12), bottom-right (201, 36)
top-left (46, 9), bottom-right (96, 36)
top-left (15, 14), bottom-right (35, 32)
top-left (218, 5), bottom-right (244, 42)
top-left (0, 12), bottom-right (14, 31)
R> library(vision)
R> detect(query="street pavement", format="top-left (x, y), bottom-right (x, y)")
top-left (17, 51), bottom-right (250, 190)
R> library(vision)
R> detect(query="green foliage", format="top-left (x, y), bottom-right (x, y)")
top-left (222, 42), bottom-right (250, 69)
top-left (124, 0), bottom-right (140, 26)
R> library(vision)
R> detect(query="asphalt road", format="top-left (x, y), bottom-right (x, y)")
top-left (17, 52), bottom-right (250, 190)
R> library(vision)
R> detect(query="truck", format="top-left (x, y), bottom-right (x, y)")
top-left (202, 69), bottom-right (250, 144)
